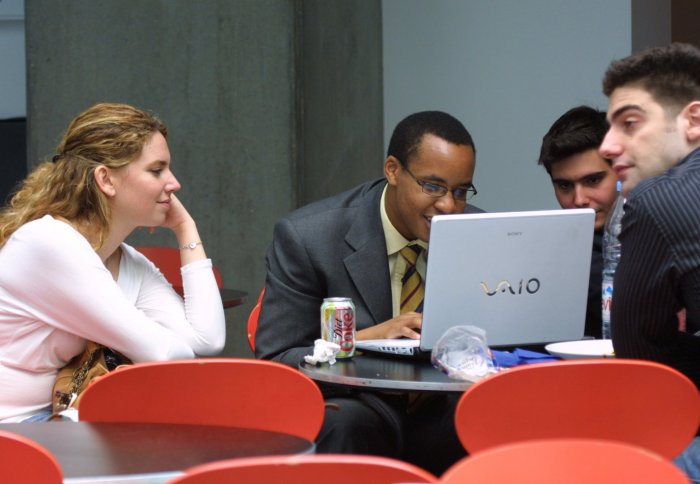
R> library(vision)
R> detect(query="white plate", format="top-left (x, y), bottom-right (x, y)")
top-left (545, 339), bottom-right (615, 360)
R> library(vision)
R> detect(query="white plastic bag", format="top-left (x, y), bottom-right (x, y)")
top-left (430, 325), bottom-right (498, 382)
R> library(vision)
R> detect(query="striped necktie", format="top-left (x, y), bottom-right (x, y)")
top-left (400, 245), bottom-right (424, 314)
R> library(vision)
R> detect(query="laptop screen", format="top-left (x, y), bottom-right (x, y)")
top-left (419, 208), bottom-right (595, 351)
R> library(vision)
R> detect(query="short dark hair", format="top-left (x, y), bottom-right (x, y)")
top-left (387, 111), bottom-right (475, 166)
top-left (602, 43), bottom-right (700, 112)
top-left (538, 106), bottom-right (609, 175)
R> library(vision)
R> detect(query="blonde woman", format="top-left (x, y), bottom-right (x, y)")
top-left (0, 103), bottom-right (225, 422)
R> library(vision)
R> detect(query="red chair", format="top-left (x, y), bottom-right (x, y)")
top-left (0, 430), bottom-right (63, 483)
top-left (440, 439), bottom-right (690, 484)
top-left (168, 454), bottom-right (438, 484)
top-left (247, 288), bottom-right (265, 353)
top-left (454, 359), bottom-right (700, 459)
top-left (135, 246), bottom-right (223, 289)
top-left (79, 358), bottom-right (325, 441)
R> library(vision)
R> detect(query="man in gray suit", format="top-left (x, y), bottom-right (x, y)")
top-left (256, 111), bottom-right (479, 474)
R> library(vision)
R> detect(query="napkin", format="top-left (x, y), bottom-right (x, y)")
top-left (55, 407), bottom-right (79, 422)
top-left (304, 339), bottom-right (341, 365)
top-left (491, 348), bottom-right (560, 368)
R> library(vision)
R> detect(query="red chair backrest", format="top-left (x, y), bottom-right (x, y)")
top-left (79, 358), bottom-right (324, 441)
top-left (440, 439), bottom-right (690, 484)
top-left (135, 246), bottom-right (223, 288)
top-left (168, 454), bottom-right (438, 484)
top-left (0, 430), bottom-right (63, 483)
top-left (454, 359), bottom-right (700, 459)
top-left (247, 288), bottom-right (265, 353)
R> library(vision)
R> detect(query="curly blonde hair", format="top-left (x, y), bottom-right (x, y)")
top-left (0, 102), bottom-right (167, 248)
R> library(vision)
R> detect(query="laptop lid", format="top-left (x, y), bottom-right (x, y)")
top-left (418, 208), bottom-right (595, 352)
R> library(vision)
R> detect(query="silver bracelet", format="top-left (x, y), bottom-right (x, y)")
top-left (181, 241), bottom-right (202, 250)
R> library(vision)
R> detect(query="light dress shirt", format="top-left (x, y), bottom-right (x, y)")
top-left (379, 186), bottom-right (428, 317)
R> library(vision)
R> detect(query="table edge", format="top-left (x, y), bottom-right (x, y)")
top-left (299, 361), bottom-right (471, 392)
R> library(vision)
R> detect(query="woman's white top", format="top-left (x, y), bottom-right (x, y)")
top-left (0, 215), bottom-right (226, 421)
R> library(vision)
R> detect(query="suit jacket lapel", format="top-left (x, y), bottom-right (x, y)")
top-left (343, 184), bottom-right (392, 324)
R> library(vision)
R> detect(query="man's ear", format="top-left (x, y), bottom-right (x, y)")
top-left (684, 101), bottom-right (700, 143)
top-left (93, 166), bottom-right (116, 197)
top-left (384, 155), bottom-right (401, 186)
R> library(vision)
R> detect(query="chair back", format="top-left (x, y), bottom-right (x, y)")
top-left (0, 430), bottom-right (63, 483)
top-left (135, 246), bottom-right (223, 288)
top-left (440, 439), bottom-right (690, 484)
top-left (454, 359), bottom-right (700, 458)
top-left (247, 288), bottom-right (265, 353)
top-left (168, 454), bottom-right (438, 484)
top-left (79, 358), bottom-right (325, 440)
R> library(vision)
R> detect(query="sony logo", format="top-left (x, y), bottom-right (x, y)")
top-left (480, 278), bottom-right (541, 296)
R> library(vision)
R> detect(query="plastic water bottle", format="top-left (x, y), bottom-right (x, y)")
top-left (601, 181), bottom-right (624, 339)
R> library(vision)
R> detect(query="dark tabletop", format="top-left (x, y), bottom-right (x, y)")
top-left (173, 287), bottom-right (248, 309)
top-left (0, 421), bottom-right (314, 482)
top-left (299, 351), bottom-right (472, 393)
top-left (218, 288), bottom-right (248, 308)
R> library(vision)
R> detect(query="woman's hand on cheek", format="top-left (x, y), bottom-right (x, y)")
top-left (161, 194), bottom-right (194, 233)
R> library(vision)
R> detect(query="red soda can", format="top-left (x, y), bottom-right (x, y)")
top-left (320, 297), bottom-right (356, 359)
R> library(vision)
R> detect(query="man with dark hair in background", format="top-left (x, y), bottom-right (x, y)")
top-left (599, 43), bottom-right (700, 481)
top-left (256, 110), bottom-right (481, 474)
top-left (538, 105), bottom-right (618, 338)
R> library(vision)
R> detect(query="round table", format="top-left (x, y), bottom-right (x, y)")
top-left (299, 352), bottom-right (472, 392)
top-left (218, 288), bottom-right (248, 308)
top-left (172, 286), bottom-right (248, 309)
top-left (0, 421), bottom-right (314, 483)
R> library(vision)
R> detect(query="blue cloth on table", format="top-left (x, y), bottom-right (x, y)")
top-left (491, 348), bottom-right (560, 368)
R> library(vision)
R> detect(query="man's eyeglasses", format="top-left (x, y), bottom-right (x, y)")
top-left (403, 165), bottom-right (477, 201)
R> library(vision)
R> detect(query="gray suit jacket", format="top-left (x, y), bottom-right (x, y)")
top-left (256, 178), bottom-right (484, 366)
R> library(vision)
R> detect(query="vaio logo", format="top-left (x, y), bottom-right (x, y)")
top-left (480, 278), bottom-right (541, 296)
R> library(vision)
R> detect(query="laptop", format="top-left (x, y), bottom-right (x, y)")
top-left (356, 208), bottom-right (595, 356)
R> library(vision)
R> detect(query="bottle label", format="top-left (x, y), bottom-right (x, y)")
top-left (602, 278), bottom-right (613, 339)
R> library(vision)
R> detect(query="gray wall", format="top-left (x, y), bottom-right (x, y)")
top-left (299, 2), bottom-right (384, 204)
top-left (0, 0), bottom-right (25, 119)
top-left (383, 0), bottom-right (635, 214)
top-left (382, 0), bottom-right (675, 215)
top-left (633, 0), bottom-right (671, 53)
top-left (25, 0), bottom-right (383, 357)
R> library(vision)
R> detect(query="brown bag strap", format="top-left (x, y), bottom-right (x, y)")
top-left (53, 342), bottom-right (104, 413)
top-left (52, 342), bottom-right (131, 416)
